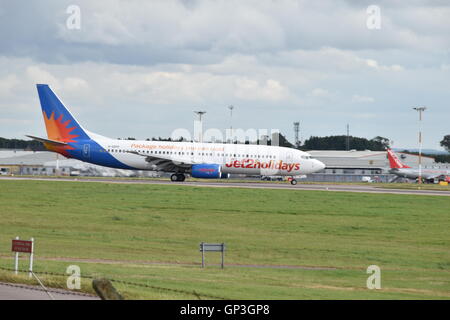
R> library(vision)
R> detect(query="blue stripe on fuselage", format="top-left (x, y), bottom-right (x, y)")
top-left (65, 139), bottom-right (137, 170)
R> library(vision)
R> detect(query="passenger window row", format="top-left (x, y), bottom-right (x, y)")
top-left (107, 149), bottom-right (278, 159)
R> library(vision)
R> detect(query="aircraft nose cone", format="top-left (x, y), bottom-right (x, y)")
top-left (318, 160), bottom-right (326, 171)
top-left (313, 160), bottom-right (326, 172)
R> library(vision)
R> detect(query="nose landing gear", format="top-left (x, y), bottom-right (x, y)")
top-left (170, 173), bottom-right (186, 182)
top-left (288, 177), bottom-right (297, 185)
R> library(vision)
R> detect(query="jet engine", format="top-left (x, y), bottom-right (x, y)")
top-left (191, 164), bottom-right (228, 179)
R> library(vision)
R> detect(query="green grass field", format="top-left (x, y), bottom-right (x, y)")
top-left (0, 180), bottom-right (449, 299)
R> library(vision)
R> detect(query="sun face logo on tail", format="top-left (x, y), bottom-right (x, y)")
top-left (42, 111), bottom-right (79, 156)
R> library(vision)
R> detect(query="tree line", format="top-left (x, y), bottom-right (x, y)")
top-left (0, 137), bottom-right (46, 151)
top-left (302, 135), bottom-right (390, 151)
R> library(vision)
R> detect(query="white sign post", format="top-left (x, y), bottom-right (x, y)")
top-left (14, 236), bottom-right (19, 275)
top-left (29, 238), bottom-right (34, 278)
top-left (199, 243), bottom-right (226, 269)
top-left (11, 237), bottom-right (34, 278)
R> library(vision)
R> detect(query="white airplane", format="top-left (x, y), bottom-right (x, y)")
top-left (387, 149), bottom-right (450, 183)
top-left (27, 84), bottom-right (325, 185)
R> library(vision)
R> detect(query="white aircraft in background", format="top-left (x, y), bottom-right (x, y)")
top-left (27, 84), bottom-right (325, 185)
top-left (387, 149), bottom-right (450, 183)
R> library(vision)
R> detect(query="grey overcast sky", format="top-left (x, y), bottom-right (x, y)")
top-left (0, 0), bottom-right (449, 149)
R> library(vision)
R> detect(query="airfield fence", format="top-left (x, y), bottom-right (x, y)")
top-left (0, 265), bottom-right (228, 300)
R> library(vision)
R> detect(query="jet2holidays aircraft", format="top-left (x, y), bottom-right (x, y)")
top-left (28, 84), bottom-right (326, 185)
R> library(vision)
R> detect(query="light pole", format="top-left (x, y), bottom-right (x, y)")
top-left (194, 111), bottom-right (206, 143)
top-left (413, 106), bottom-right (427, 184)
top-left (293, 122), bottom-right (300, 148)
top-left (228, 105), bottom-right (234, 143)
top-left (346, 124), bottom-right (350, 151)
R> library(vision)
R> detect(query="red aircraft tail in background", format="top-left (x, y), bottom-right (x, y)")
top-left (387, 149), bottom-right (411, 169)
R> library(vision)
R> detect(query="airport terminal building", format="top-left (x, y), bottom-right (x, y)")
top-left (306, 150), bottom-right (440, 182)
top-left (0, 150), bottom-right (159, 178)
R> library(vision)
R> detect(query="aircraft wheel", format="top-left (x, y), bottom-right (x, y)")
top-left (177, 174), bottom-right (186, 182)
top-left (170, 174), bottom-right (179, 182)
top-left (290, 179), bottom-right (297, 185)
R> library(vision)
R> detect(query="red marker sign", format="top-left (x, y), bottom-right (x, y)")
top-left (12, 237), bottom-right (35, 277)
top-left (12, 240), bottom-right (33, 253)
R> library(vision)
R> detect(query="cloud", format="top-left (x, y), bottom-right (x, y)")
top-left (2, 0), bottom-right (450, 66)
top-left (366, 59), bottom-right (404, 72)
top-left (0, 118), bottom-right (33, 125)
top-left (234, 78), bottom-right (290, 101)
top-left (309, 88), bottom-right (330, 98)
top-left (352, 113), bottom-right (377, 119)
top-left (352, 95), bottom-right (375, 103)
top-left (0, 1), bottom-right (449, 149)
top-left (26, 66), bottom-right (60, 90)
top-left (63, 77), bottom-right (89, 91)
top-left (0, 74), bottom-right (20, 96)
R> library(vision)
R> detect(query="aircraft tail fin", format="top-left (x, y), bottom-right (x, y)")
top-left (387, 149), bottom-right (411, 169)
top-left (36, 84), bottom-right (90, 143)
top-left (34, 84), bottom-right (92, 157)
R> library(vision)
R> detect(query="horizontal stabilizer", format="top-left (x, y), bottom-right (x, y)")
top-left (26, 135), bottom-right (68, 146)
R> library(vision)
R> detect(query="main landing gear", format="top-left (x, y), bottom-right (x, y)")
top-left (288, 177), bottom-right (297, 185)
top-left (170, 173), bottom-right (186, 182)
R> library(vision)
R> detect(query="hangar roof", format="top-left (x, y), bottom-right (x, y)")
top-left (308, 150), bottom-right (437, 168)
top-left (0, 151), bottom-right (67, 166)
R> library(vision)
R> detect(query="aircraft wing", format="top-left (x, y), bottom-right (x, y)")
top-left (126, 150), bottom-right (193, 172)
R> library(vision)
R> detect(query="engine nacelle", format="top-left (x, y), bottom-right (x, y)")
top-left (191, 164), bottom-right (223, 179)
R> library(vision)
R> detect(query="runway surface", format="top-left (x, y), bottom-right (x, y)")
top-left (0, 282), bottom-right (98, 300)
top-left (1, 176), bottom-right (449, 196)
